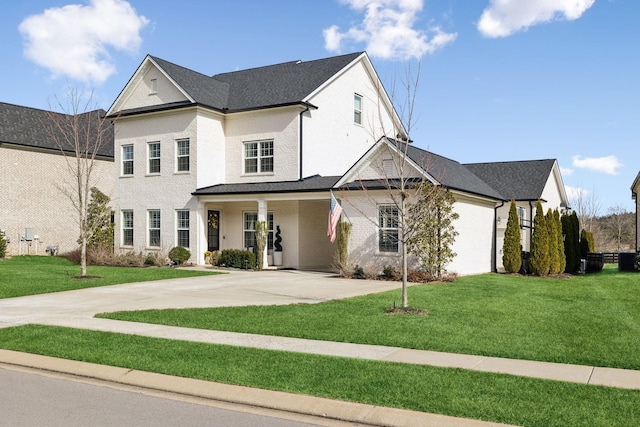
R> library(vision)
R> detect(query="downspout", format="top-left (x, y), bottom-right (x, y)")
top-left (299, 107), bottom-right (308, 180)
top-left (493, 201), bottom-right (505, 273)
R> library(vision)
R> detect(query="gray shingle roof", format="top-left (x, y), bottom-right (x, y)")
top-left (404, 143), bottom-right (505, 200)
top-left (147, 52), bottom-right (364, 113)
top-left (193, 175), bottom-right (341, 196)
top-left (0, 102), bottom-right (114, 158)
top-left (464, 159), bottom-right (556, 201)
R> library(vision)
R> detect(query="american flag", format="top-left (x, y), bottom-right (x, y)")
top-left (327, 193), bottom-right (343, 243)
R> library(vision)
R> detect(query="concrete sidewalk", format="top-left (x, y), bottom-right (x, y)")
top-left (1, 268), bottom-right (639, 426)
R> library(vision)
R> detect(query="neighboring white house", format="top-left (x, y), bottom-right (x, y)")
top-left (632, 172), bottom-right (640, 252)
top-left (0, 102), bottom-right (114, 256)
top-left (106, 52), bottom-right (568, 275)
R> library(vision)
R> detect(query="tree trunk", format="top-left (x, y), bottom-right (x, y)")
top-left (80, 236), bottom-right (87, 277)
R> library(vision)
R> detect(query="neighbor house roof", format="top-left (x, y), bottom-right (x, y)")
top-left (0, 102), bottom-right (114, 158)
top-left (142, 52), bottom-right (364, 114)
top-left (464, 159), bottom-right (557, 201)
top-left (193, 175), bottom-right (341, 196)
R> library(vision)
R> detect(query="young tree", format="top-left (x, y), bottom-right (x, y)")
top-left (43, 89), bottom-right (113, 277)
top-left (529, 200), bottom-right (550, 276)
top-left (502, 199), bottom-right (522, 273)
top-left (407, 182), bottom-right (458, 278)
top-left (86, 187), bottom-right (114, 251)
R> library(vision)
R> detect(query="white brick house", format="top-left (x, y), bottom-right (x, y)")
top-left (0, 103), bottom-right (114, 256)
top-left (106, 52), bottom-right (568, 274)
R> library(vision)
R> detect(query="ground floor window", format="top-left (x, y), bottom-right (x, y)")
top-left (378, 205), bottom-right (399, 253)
top-left (148, 210), bottom-right (161, 247)
top-left (176, 210), bottom-right (189, 248)
top-left (243, 212), bottom-right (274, 251)
top-left (122, 210), bottom-right (133, 246)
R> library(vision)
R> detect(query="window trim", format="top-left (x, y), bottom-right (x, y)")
top-left (148, 209), bottom-right (161, 248)
top-left (176, 138), bottom-right (190, 173)
top-left (176, 210), bottom-right (190, 248)
top-left (243, 139), bottom-right (274, 174)
top-left (378, 204), bottom-right (399, 253)
top-left (354, 93), bottom-right (363, 125)
top-left (122, 145), bottom-right (134, 176)
top-left (147, 141), bottom-right (160, 175)
top-left (121, 210), bottom-right (134, 247)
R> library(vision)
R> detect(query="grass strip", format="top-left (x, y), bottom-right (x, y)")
top-left (100, 265), bottom-right (640, 370)
top-left (0, 324), bottom-right (638, 427)
top-left (0, 256), bottom-right (218, 298)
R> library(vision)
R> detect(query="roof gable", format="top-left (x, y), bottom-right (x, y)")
top-left (335, 138), bottom-right (504, 200)
top-left (108, 52), bottom-right (367, 117)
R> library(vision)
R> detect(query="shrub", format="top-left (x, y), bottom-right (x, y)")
top-left (217, 249), bottom-right (256, 269)
top-left (382, 265), bottom-right (399, 280)
top-left (0, 232), bottom-right (7, 258)
top-left (168, 247), bottom-right (191, 265)
top-left (352, 265), bottom-right (365, 279)
top-left (529, 200), bottom-right (550, 276)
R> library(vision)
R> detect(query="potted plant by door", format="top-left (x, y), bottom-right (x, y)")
top-left (273, 225), bottom-right (283, 266)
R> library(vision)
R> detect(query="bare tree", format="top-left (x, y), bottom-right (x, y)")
top-left (43, 88), bottom-right (113, 277)
top-left (340, 62), bottom-right (456, 308)
top-left (601, 206), bottom-right (634, 252)
top-left (569, 186), bottom-right (601, 233)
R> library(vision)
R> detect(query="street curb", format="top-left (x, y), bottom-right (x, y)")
top-left (0, 349), bottom-right (515, 427)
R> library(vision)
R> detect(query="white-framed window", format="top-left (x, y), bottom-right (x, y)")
top-left (121, 210), bottom-right (133, 246)
top-left (354, 94), bottom-right (362, 125)
top-left (517, 206), bottom-right (526, 228)
top-left (378, 205), bottom-right (399, 253)
top-left (122, 145), bottom-right (134, 176)
top-left (243, 140), bottom-right (274, 174)
top-left (148, 210), bottom-right (161, 247)
top-left (176, 210), bottom-right (189, 248)
top-left (148, 142), bottom-right (160, 174)
top-left (176, 138), bottom-right (190, 172)
top-left (243, 212), bottom-right (274, 251)
top-left (150, 78), bottom-right (157, 94)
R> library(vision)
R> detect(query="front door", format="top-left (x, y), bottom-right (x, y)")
top-left (207, 210), bottom-right (220, 251)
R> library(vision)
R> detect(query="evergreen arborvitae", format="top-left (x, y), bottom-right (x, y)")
top-left (570, 212), bottom-right (581, 271)
top-left (529, 200), bottom-right (550, 276)
top-left (562, 212), bottom-right (581, 273)
top-left (580, 229), bottom-right (590, 258)
top-left (546, 208), bottom-right (561, 274)
top-left (561, 213), bottom-right (573, 273)
top-left (502, 199), bottom-right (522, 273)
top-left (554, 209), bottom-right (566, 274)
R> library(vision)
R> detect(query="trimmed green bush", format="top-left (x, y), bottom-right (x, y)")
top-left (554, 209), bottom-right (566, 274)
top-left (529, 200), bottom-right (550, 276)
top-left (0, 232), bottom-right (7, 258)
top-left (502, 200), bottom-right (522, 273)
top-left (168, 247), bottom-right (191, 265)
top-left (218, 249), bottom-right (257, 269)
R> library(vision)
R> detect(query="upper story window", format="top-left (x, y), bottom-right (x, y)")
top-left (176, 139), bottom-right (190, 172)
top-left (354, 94), bottom-right (362, 125)
top-left (122, 145), bottom-right (134, 176)
top-left (148, 142), bottom-right (160, 174)
top-left (244, 140), bottom-right (274, 174)
top-left (378, 205), bottom-right (399, 253)
top-left (517, 206), bottom-right (526, 228)
top-left (122, 210), bottom-right (133, 246)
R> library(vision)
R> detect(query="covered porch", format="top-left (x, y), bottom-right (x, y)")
top-left (192, 176), bottom-right (340, 271)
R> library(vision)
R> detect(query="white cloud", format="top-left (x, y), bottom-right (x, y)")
top-left (19, 0), bottom-right (149, 84)
top-left (572, 155), bottom-right (623, 175)
top-left (560, 167), bottom-right (574, 176)
top-left (324, 0), bottom-right (457, 60)
top-left (477, 0), bottom-right (595, 38)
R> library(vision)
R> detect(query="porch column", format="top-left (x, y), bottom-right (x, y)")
top-left (257, 199), bottom-right (268, 269)
top-left (196, 200), bottom-right (206, 265)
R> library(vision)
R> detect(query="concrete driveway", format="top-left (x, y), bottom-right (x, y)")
top-left (0, 269), bottom-right (403, 329)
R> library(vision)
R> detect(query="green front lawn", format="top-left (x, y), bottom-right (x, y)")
top-left (0, 256), bottom-right (218, 298)
top-left (100, 265), bottom-right (640, 369)
top-left (0, 324), bottom-right (638, 427)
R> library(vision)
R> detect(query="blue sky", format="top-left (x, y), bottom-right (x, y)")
top-left (2, 0), bottom-right (638, 212)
